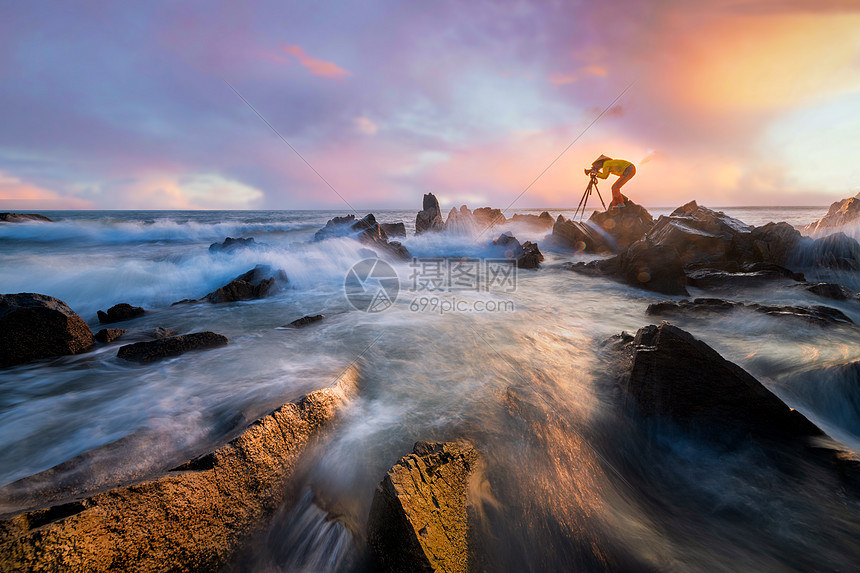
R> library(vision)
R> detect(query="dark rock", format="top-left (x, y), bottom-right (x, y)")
top-left (586, 200), bottom-right (654, 251)
top-left (284, 314), bottom-right (324, 328)
top-left (802, 282), bottom-right (858, 301)
top-left (570, 241), bottom-right (688, 296)
top-left (315, 214), bottom-right (411, 260)
top-left (747, 222), bottom-right (803, 267)
top-left (96, 303), bottom-right (145, 324)
top-left (805, 232), bottom-right (860, 271)
top-left (116, 332), bottom-right (228, 363)
top-left (416, 193), bottom-right (446, 234)
top-left (204, 265), bottom-right (287, 304)
top-left (646, 299), bottom-right (851, 327)
top-left (367, 440), bottom-right (480, 573)
top-left (519, 241), bottom-right (544, 269)
top-left (379, 222), bottom-right (406, 238)
top-left (801, 193), bottom-right (860, 235)
top-left (0, 213), bottom-right (53, 223)
top-left (208, 237), bottom-right (260, 253)
top-left (0, 293), bottom-right (94, 367)
top-left (550, 216), bottom-right (609, 253)
top-left (613, 322), bottom-right (823, 442)
top-left (686, 265), bottom-right (805, 290)
top-left (510, 211), bottom-right (554, 231)
top-left (94, 328), bottom-right (128, 343)
top-left (170, 298), bottom-right (198, 306)
top-left (314, 214), bottom-right (358, 241)
top-left (472, 207), bottom-right (506, 230)
top-left (0, 368), bottom-right (359, 572)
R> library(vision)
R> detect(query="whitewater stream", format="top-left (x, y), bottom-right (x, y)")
top-left (1, 207), bottom-right (859, 571)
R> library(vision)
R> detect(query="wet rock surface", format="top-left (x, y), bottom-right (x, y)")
top-left (204, 265), bottom-right (287, 304)
top-left (97, 303), bottom-right (145, 324)
top-left (284, 314), bottom-right (324, 328)
top-left (510, 211), bottom-right (554, 231)
top-left (94, 328), bottom-right (128, 343)
top-left (646, 298), bottom-right (853, 327)
top-left (801, 282), bottom-right (858, 301)
top-left (485, 232), bottom-right (544, 269)
top-left (380, 222), bottom-right (406, 238)
top-left (0, 212), bottom-right (53, 223)
top-left (208, 236), bottom-right (261, 253)
top-left (587, 200), bottom-right (655, 251)
top-left (0, 369), bottom-right (359, 572)
top-left (416, 193), bottom-right (446, 234)
top-left (315, 214), bottom-right (411, 260)
top-left (0, 293), bottom-right (94, 367)
top-left (550, 216), bottom-right (609, 253)
top-left (367, 440), bottom-right (480, 573)
top-left (445, 206), bottom-right (479, 236)
top-left (568, 241), bottom-right (688, 296)
top-left (116, 332), bottom-right (228, 363)
top-left (611, 322), bottom-right (823, 442)
top-left (472, 207), bottom-right (506, 230)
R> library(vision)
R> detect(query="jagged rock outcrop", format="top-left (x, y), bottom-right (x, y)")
top-left (94, 328), bottom-right (128, 343)
top-left (646, 298), bottom-right (853, 327)
top-left (0, 293), bottom-right (94, 367)
top-left (549, 215), bottom-right (609, 253)
top-left (367, 440), bottom-right (480, 573)
top-left (801, 193), bottom-right (860, 235)
top-left (445, 205), bottom-right (478, 236)
top-left (587, 200), bottom-right (655, 251)
top-left (472, 207), bottom-right (506, 231)
top-left (204, 265), bottom-right (287, 304)
top-left (510, 211), bottom-right (554, 231)
top-left (208, 237), bottom-right (261, 253)
top-left (116, 332), bottom-right (228, 363)
top-left (0, 213), bottom-right (53, 223)
top-left (284, 314), bottom-right (324, 328)
top-left (611, 322), bottom-right (823, 442)
top-left (97, 303), bottom-right (145, 324)
top-left (685, 262), bottom-right (805, 290)
top-left (314, 214), bottom-right (411, 260)
top-left (380, 222), bottom-right (406, 238)
top-left (568, 241), bottom-right (688, 296)
top-left (485, 232), bottom-right (544, 269)
top-left (416, 193), bottom-right (446, 234)
top-left (800, 282), bottom-right (858, 301)
top-left (0, 368), bottom-right (359, 572)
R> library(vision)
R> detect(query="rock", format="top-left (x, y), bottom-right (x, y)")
top-left (416, 193), bottom-right (446, 234)
top-left (686, 263), bottom-right (805, 290)
top-left (116, 332), bottom-right (228, 363)
top-left (569, 241), bottom-right (688, 296)
top-left (802, 282), bottom-right (858, 301)
top-left (208, 237), bottom-right (260, 253)
top-left (445, 205), bottom-right (478, 236)
top-left (484, 232), bottom-right (543, 269)
top-left (586, 200), bottom-right (654, 251)
top-left (314, 214), bottom-right (358, 241)
top-left (0, 367), bottom-right (359, 572)
top-left (0, 293), bottom-right (94, 367)
top-left (96, 303), bottom-right (145, 324)
top-left (315, 214), bottom-right (411, 260)
top-left (805, 232), bottom-right (860, 271)
top-left (612, 322), bottom-right (823, 442)
top-left (0, 212), bottom-right (53, 223)
top-left (94, 328), bottom-right (128, 343)
top-left (550, 215), bottom-right (609, 253)
top-left (510, 211), bottom-right (554, 231)
top-left (284, 314), bottom-right (324, 328)
top-left (472, 207), bottom-right (506, 230)
top-left (747, 222), bottom-right (803, 267)
top-left (380, 222), bottom-right (406, 238)
top-left (646, 299), bottom-right (852, 327)
top-left (367, 440), bottom-right (480, 573)
top-left (519, 241), bottom-right (544, 269)
top-left (204, 265), bottom-right (287, 304)
top-left (801, 193), bottom-right (860, 235)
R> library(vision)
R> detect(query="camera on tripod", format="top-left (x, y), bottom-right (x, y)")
top-left (574, 167), bottom-right (605, 220)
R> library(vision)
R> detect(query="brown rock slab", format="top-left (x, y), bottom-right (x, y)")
top-left (284, 314), bottom-right (324, 328)
top-left (0, 293), bottom-right (94, 367)
top-left (116, 332), bottom-right (228, 363)
top-left (0, 367), bottom-right (360, 572)
top-left (96, 303), bottom-right (145, 324)
top-left (94, 328), bottom-right (128, 343)
top-left (367, 440), bottom-right (480, 573)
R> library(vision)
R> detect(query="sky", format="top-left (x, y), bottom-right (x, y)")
top-left (1, 0), bottom-right (859, 211)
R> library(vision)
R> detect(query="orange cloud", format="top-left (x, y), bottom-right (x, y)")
top-left (0, 172), bottom-right (93, 209)
top-left (548, 64), bottom-right (608, 85)
top-left (282, 45), bottom-right (351, 79)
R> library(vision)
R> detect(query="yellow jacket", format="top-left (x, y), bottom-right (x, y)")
top-left (595, 159), bottom-right (633, 179)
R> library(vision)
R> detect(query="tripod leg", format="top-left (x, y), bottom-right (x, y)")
top-left (574, 182), bottom-right (590, 220)
top-left (594, 181), bottom-right (607, 210)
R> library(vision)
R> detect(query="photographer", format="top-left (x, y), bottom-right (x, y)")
top-left (585, 154), bottom-right (636, 208)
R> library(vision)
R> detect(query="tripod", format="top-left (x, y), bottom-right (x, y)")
top-left (573, 173), bottom-right (606, 221)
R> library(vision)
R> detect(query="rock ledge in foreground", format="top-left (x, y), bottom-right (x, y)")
top-left (117, 331), bottom-right (228, 362)
top-left (0, 367), bottom-right (360, 572)
top-left (367, 440), bottom-right (480, 573)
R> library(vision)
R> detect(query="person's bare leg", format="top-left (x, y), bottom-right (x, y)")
top-left (611, 170), bottom-right (634, 206)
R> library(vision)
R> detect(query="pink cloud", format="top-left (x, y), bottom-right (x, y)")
top-left (282, 45), bottom-right (351, 79)
top-left (0, 172), bottom-right (93, 209)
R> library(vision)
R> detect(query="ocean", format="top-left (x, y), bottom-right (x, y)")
top-left (1, 205), bottom-right (859, 571)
